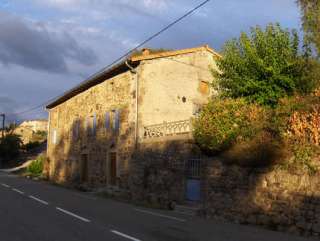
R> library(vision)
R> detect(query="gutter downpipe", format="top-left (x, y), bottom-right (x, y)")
top-left (125, 61), bottom-right (138, 149)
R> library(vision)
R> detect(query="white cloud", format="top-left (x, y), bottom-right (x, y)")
top-left (31, 0), bottom-right (170, 13)
top-left (34, 0), bottom-right (85, 8)
top-left (142, 0), bottom-right (169, 11)
top-left (0, 12), bottom-right (97, 73)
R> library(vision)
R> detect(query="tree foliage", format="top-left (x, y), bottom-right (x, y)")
top-left (215, 23), bottom-right (318, 106)
top-left (0, 134), bottom-right (22, 163)
top-left (297, 0), bottom-right (320, 56)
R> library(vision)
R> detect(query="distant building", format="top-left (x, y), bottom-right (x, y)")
top-left (46, 45), bottom-right (220, 202)
top-left (14, 119), bottom-right (48, 144)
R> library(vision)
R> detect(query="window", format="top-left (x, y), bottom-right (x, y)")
top-left (105, 112), bottom-right (110, 129)
top-left (113, 109), bottom-right (120, 132)
top-left (199, 81), bottom-right (209, 95)
top-left (92, 113), bottom-right (96, 135)
top-left (73, 119), bottom-right (80, 140)
top-left (52, 129), bottom-right (57, 144)
top-left (85, 116), bottom-right (90, 136)
top-left (85, 117), bottom-right (89, 131)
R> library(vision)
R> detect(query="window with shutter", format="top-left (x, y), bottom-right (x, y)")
top-left (105, 112), bottom-right (110, 129)
top-left (93, 113), bottom-right (96, 136)
top-left (114, 109), bottom-right (120, 132)
top-left (73, 120), bottom-right (79, 140)
top-left (85, 116), bottom-right (90, 136)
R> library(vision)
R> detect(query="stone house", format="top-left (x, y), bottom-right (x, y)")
top-left (14, 119), bottom-right (48, 144)
top-left (46, 45), bottom-right (220, 202)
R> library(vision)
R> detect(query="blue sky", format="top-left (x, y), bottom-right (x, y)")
top-left (0, 0), bottom-right (302, 122)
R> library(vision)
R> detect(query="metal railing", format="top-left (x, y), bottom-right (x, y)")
top-left (143, 119), bottom-right (192, 139)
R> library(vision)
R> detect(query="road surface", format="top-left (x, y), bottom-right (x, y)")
top-left (0, 172), bottom-right (314, 241)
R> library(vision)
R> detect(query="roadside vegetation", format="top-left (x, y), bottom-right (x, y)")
top-left (0, 125), bottom-right (47, 171)
top-left (195, 22), bottom-right (320, 174)
top-left (0, 134), bottom-right (22, 164)
top-left (25, 154), bottom-right (45, 178)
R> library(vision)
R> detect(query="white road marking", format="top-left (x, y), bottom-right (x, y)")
top-left (29, 195), bottom-right (49, 205)
top-left (1, 183), bottom-right (10, 188)
top-left (134, 209), bottom-right (186, 222)
top-left (12, 188), bottom-right (24, 194)
top-left (56, 207), bottom-right (91, 223)
top-left (110, 230), bottom-right (141, 241)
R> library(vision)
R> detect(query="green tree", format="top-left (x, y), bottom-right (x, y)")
top-left (297, 0), bottom-right (320, 56)
top-left (214, 23), bottom-right (315, 106)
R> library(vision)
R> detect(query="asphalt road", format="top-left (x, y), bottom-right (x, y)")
top-left (0, 172), bottom-right (315, 241)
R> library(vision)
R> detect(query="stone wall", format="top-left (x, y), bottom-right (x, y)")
top-left (129, 138), bottom-right (201, 207)
top-left (137, 49), bottom-right (217, 139)
top-left (203, 159), bottom-right (320, 237)
top-left (47, 70), bottom-right (137, 187)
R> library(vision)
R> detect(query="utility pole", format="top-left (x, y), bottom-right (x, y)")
top-left (0, 113), bottom-right (5, 140)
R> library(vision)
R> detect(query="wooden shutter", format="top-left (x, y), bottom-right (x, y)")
top-left (105, 112), bottom-right (110, 129)
top-left (114, 109), bottom-right (120, 132)
top-left (93, 113), bottom-right (96, 135)
top-left (199, 81), bottom-right (209, 95)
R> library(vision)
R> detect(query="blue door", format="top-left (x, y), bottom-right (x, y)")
top-left (186, 179), bottom-right (201, 201)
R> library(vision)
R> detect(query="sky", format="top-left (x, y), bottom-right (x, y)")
top-left (0, 0), bottom-right (302, 123)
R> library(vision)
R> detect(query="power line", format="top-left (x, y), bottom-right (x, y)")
top-left (5, 0), bottom-right (211, 118)
top-left (7, 103), bottom-right (47, 117)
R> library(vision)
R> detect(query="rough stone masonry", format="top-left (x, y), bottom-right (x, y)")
top-left (202, 158), bottom-right (320, 237)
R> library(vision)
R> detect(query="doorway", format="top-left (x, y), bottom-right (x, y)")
top-left (186, 159), bottom-right (201, 202)
top-left (109, 152), bottom-right (117, 186)
top-left (81, 154), bottom-right (88, 183)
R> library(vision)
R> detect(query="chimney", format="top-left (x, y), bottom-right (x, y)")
top-left (142, 48), bottom-right (151, 56)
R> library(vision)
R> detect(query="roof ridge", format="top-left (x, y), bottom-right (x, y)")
top-left (46, 45), bottom-right (221, 109)
top-left (130, 45), bottom-right (221, 62)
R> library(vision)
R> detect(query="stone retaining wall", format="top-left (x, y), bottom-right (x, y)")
top-left (129, 139), bottom-right (201, 207)
top-left (202, 159), bottom-right (320, 237)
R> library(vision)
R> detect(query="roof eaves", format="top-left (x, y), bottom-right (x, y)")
top-left (46, 59), bottom-right (135, 109)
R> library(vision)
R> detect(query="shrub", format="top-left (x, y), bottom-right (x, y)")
top-left (195, 94), bottom-right (320, 170)
top-left (193, 98), bottom-right (268, 154)
top-left (26, 154), bottom-right (45, 177)
top-left (279, 144), bottom-right (319, 175)
top-left (221, 131), bottom-right (286, 167)
top-left (271, 94), bottom-right (320, 139)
